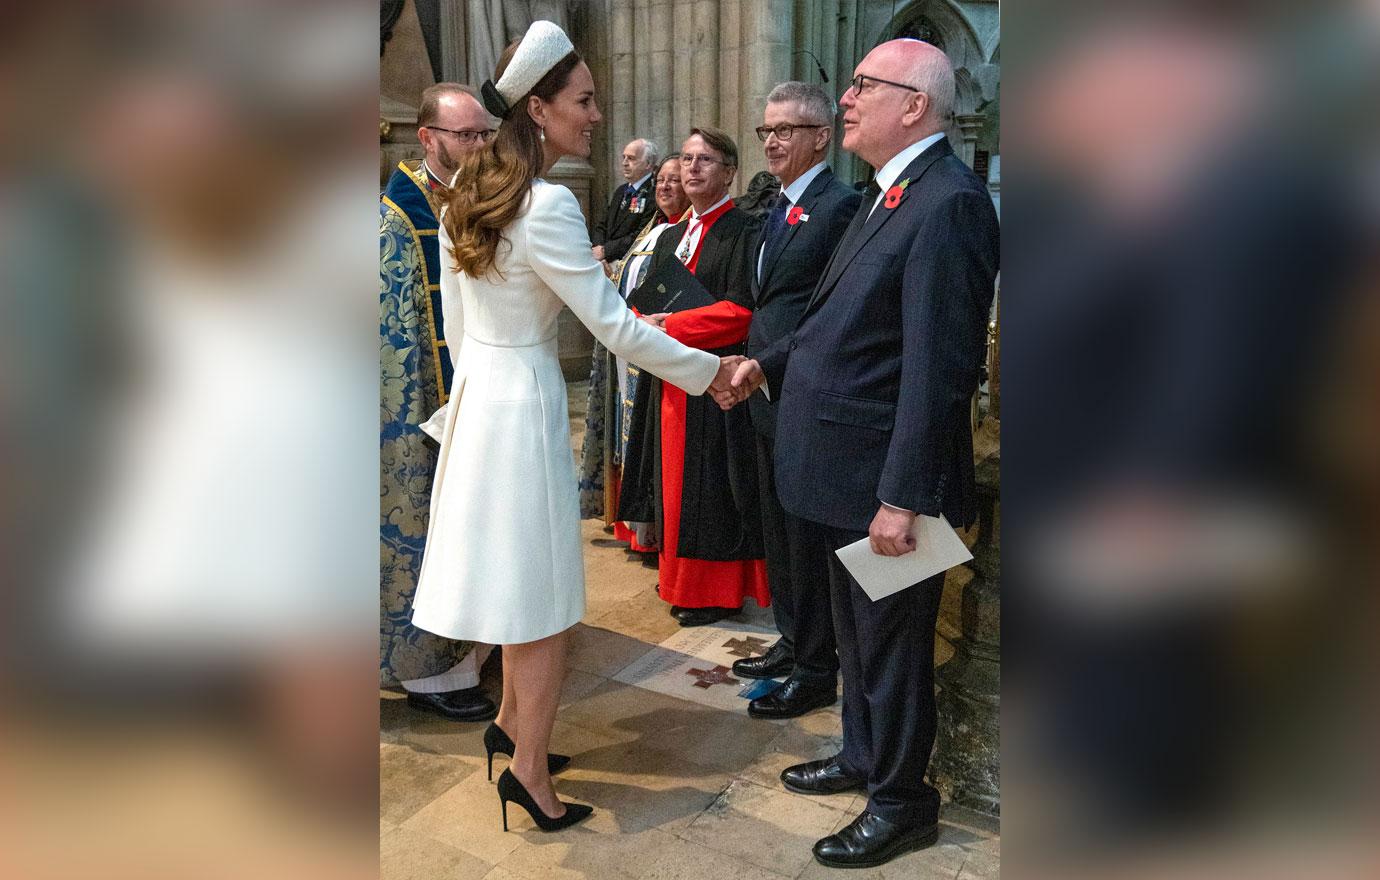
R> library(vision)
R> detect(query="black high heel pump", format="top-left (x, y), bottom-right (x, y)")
top-left (496, 768), bottom-right (592, 832)
top-left (483, 722), bottom-right (572, 781)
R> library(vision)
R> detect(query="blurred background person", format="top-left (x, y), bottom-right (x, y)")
top-left (1002, 3), bottom-right (1377, 873)
top-left (590, 137), bottom-right (659, 267)
top-left (2, 1), bottom-right (380, 878)
top-left (380, 82), bottom-right (499, 723)
top-left (620, 126), bottom-right (770, 628)
top-left (579, 153), bottom-right (690, 562)
top-left (735, 81), bottom-right (861, 721)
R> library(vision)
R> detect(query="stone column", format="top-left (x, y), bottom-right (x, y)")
top-left (692, 0), bottom-right (721, 128)
top-left (439, 0), bottom-right (468, 83)
top-left (609, 0), bottom-right (637, 186)
top-left (648, 0), bottom-right (674, 150)
top-left (931, 459), bottom-right (1001, 815)
top-left (954, 112), bottom-right (985, 168)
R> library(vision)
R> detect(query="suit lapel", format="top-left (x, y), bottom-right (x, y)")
top-left (805, 141), bottom-right (953, 315)
top-left (760, 169), bottom-right (833, 293)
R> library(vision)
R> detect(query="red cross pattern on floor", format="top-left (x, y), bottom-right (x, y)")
top-left (686, 665), bottom-right (741, 689)
top-left (721, 636), bottom-right (770, 659)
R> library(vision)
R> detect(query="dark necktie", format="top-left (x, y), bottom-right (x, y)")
top-left (760, 192), bottom-right (791, 263)
top-left (852, 180), bottom-right (882, 229)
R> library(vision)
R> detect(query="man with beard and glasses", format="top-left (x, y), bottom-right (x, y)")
top-left (381, 83), bottom-right (499, 722)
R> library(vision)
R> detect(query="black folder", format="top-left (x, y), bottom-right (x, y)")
top-left (626, 254), bottom-right (718, 315)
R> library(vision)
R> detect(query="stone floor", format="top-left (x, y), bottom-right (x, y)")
top-left (379, 380), bottom-right (999, 879)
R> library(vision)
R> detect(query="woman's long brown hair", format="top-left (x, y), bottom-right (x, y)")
top-left (441, 42), bottom-right (582, 280)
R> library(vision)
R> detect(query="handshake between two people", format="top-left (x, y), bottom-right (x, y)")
top-left (708, 356), bottom-right (765, 411)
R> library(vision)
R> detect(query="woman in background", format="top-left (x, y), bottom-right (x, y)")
top-left (580, 153), bottom-right (691, 555)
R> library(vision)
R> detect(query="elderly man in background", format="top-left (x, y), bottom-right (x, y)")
top-left (592, 137), bottom-right (659, 264)
top-left (734, 82), bottom-right (861, 721)
top-left (380, 83), bottom-right (498, 722)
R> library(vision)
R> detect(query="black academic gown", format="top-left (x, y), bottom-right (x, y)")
top-left (618, 206), bottom-right (765, 561)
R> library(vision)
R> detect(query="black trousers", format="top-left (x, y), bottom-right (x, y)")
top-left (824, 522), bottom-right (944, 827)
top-left (754, 431), bottom-right (838, 685)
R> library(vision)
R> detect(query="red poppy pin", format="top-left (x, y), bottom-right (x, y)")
top-left (786, 205), bottom-right (809, 225)
top-left (883, 177), bottom-right (911, 210)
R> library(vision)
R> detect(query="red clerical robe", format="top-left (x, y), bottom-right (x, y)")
top-left (655, 199), bottom-right (770, 610)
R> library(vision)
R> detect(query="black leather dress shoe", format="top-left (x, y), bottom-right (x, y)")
top-left (780, 756), bottom-right (865, 795)
top-left (673, 606), bottom-right (739, 627)
top-left (731, 641), bottom-right (793, 679)
top-left (813, 811), bottom-right (939, 868)
top-left (747, 676), bottom-right (836, 719)
top-left (405, 688), bottom-right (498, 722)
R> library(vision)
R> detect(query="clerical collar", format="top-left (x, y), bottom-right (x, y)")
top-left (422, 158), bottom-right (449, 190)
top-left (779, 161), bottom-right (829, 206)
top-left (873, 132), bottom-right (945, 195)
top-left (631, 172), bottom-right (653, 191)
top-left (688, 192), bottom-right (732, 222)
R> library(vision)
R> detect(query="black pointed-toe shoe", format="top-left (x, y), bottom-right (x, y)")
top-left (673, 606), bottom-right (739, 627)
top-left (730, 641), bottom-right (794, 680)
top-left (405, 688), bottom-right (498, 722)
top-left (482, 723), bottom-right (572, 781)
top-left (496, 768), bottom-right (593, 833)
top-left (812, 811), bottom-right (939, 868)
top-left (780, 756), bottom-right (865, 795)
top-left (747, 676), bottom-right (836, 719)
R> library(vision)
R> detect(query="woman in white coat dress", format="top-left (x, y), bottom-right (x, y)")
top-left (409, 22), bottom-right (743, 831)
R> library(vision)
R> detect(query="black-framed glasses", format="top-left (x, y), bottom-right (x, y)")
top-left (754, 123), bottom-right (828, 142)
top-left (679, 153), bottom-right (729, 169)
top-left (424, 126), bottom-right (497, 145)
top-left (848, 73), bottom-right (921, 96)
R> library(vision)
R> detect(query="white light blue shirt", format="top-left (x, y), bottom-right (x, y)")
top-left (866, 131), bottom-right (947, 219)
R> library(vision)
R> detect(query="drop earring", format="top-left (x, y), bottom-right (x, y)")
top-left (539, 125), bottom-right (546, 144)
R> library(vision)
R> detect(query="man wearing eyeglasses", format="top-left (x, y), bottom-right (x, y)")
top-left (414, 83), bottom-right (497, 187)
top-left (619, 127), bottom-right (770, 629)
top-left (722, 41), bottom-right (999, 868)
top-left (732, 82), bottom-right (861, 723)
top-left (381, 83), bottom-right (499, 724)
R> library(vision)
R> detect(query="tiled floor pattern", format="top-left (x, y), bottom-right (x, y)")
top-left (380, 380), bottom-right (998, 878)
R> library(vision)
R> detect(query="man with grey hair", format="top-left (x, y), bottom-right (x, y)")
top-left (592, 138), bottom-right (659, 264)
top-left (724, 40), bottom-right (998, 868)
top-left (733, 82), bottom-right (861, 724)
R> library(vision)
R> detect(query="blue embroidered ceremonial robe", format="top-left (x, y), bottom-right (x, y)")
top-left (379, 160), bottom-right (470, 685)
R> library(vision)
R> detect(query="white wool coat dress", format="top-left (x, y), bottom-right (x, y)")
top-left (410, 180), bottom-right (719, 645)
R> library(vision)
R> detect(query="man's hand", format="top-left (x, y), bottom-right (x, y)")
top-left (709, 355), bottom-right (746, 402)
top-left (592, 244), bottom-right (606, 262)
top-left (869, 504), bottom-right (917, 556)
top-left (707, 358), bottom-right (765, 410)
top-left (639, 312), bottom-right (669, 331)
